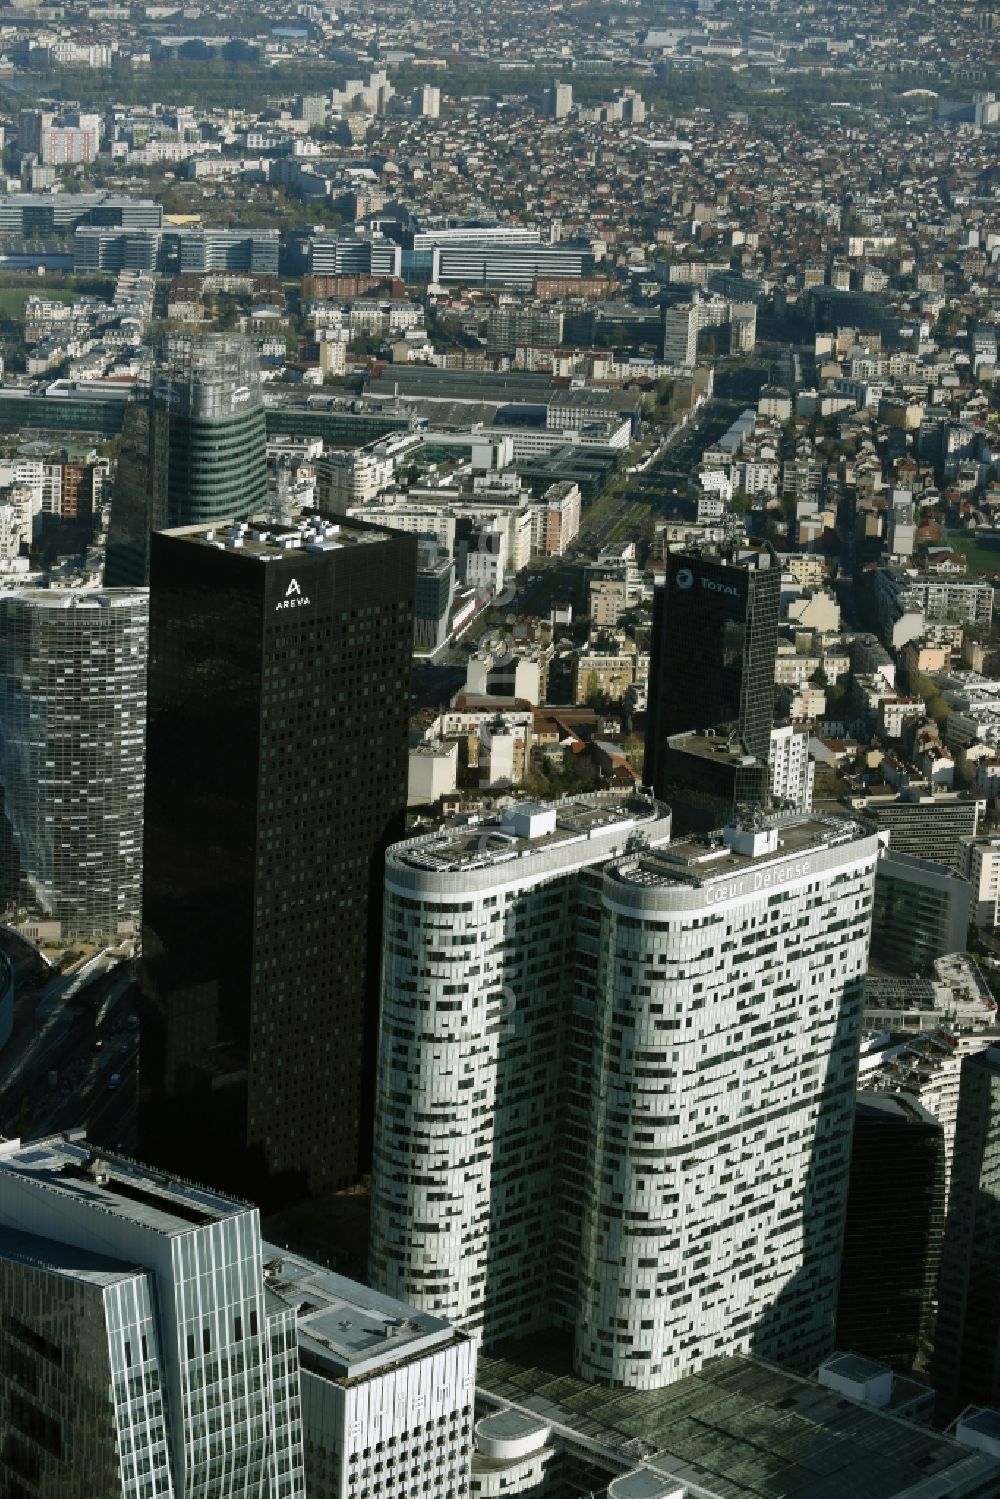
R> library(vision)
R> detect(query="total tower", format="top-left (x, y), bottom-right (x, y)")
top-left (644, 541), bottom-right (781, 831)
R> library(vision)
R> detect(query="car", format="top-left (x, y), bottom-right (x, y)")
top-left (108, 1072), bottom-right (122, 1090)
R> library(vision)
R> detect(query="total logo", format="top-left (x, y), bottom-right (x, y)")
top-left (675, 566), bottom-right (738, 598)
top-left (275, 577), bottom-right (311, 611)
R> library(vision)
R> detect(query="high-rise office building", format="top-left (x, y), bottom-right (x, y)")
top-left (371, 803), bottom-right (878, 1389)
top-left (139, 514), bottom-right (416, 1205)
top-left (0, 588), bottom-right (147, 940)
top-left (105, 332), bottom-right (267, 587)
top-left (0, 1130), bottom-right (306, 1498)
top-left (645, 544), bottom-right (780, 780)
top-left (575, 815), bottom-right (878, 1388)
top-left (263, 1251), bottom-right (475, 1499)
top-left (0, 1131), bottom-right (472, 1499)
top-left (836, 1093), bottom-right (945, 1371)
top-left (644, 542), bottom-right (781, 826)
top-left (869, 851), bottom-right (971, 974)
top-left (933, 1045), bottom-right (1000, 1420)
top-left (370, 792), bottom-right (674, 1347)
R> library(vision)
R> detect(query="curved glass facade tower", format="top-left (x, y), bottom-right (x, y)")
top-left (369, 793), bottom-right (673, 1347)
top-left (574, 819), bottom-right (878, 1388)
top-left (105, 332), bottom-right (267, 586)
top-left (0, 588), bottom-right (147, 940)
top-left (371, 807), bottom-right (879, 1390)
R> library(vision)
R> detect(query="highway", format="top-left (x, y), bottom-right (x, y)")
top-left (0, 955), bottom-right (139, 1149)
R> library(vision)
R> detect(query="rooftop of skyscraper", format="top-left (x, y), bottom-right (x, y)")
top-left (0, 587), bottom-right (148, 610)
top-left (0, 1131), bottom-right (250, 1237)
top-left (260, 1245), bottom-right (468, 1381)
top-left (166, 512), bottom-right (396, 560)
top-left (388, 790), bottom-right (670, 876)
top-left (607, 813), bottom-right (870, 893)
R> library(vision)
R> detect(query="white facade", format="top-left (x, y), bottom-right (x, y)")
top-left (575, 817), bottom-right (879, 1387)
top-left (860, 1024), bottom-right (1000, 1211)
top-left (263, 1251), bottom-right (475, 1499)
top-left (372, 805), bottom-right (879, 1390)
top-left (961, 834), bottom-right (1000, 929)
top-left (0, 1133), bottom-right (305, 1499)
top-left (370, 793), bottom-right (674, 1348)
top-left (316, 448), bottom-right (394, 510)
top-left (769, 724), bottom-right (815, 813)
top-left (408, 739), bottom-right (459, 807)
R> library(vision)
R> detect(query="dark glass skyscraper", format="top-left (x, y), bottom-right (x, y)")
top-left (836, 1093), bottom-right (944, 1372)
top-left (105, 332), bottom-right (267, 586)
top-left (138, 514), bottom-right (416, 1206)
top-left (644, 543), bottom-right (780, 807)
top-left (932, 1045), bottom-right (1000, 1420)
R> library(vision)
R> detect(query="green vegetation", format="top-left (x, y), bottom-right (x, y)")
top-left (915, 671), bottom-right (949, 726)
top-left (606, 501), bottom-right (650, 547)
top-left (945, 529), bottom-right (1000, 577)
top-left (0, 285), bottom-right (80, 319)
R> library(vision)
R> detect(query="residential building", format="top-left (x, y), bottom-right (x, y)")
top-left (544, 80), bottom-right (573, 119)
top-left (529, 481), bottom-right (580, 557)
top-left (961, 834), bottom-right (1000, 929)
top-left (105, 332), bottom-right (267, 586)
top-left (0, 589), bottom-right (147, 940)
top-left (573, 634), bottom-right (642, 703)
top-left (0, 1131), bottom-right (306, 1498)
top-left (769, 723), bottom-right (814, 813)
top-left (315, 448), bottom-right (394, 511)
top-left (589, 575), bottom-right (628, 628)
top-left (411, 84), bottom-right (441, 118)
top-left (139, 515), bottom-right (416, 1204)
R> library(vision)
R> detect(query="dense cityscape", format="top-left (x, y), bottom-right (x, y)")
top-left (5, 0), bottom-right (1000, 1496)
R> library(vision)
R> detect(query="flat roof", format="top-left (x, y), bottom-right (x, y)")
top-left (607, 814), bottom-right (867, 894)
top-left (0, 1133), bottom-right (249, 1238)
top-left (0, 1223), bottom-right (144, 1289)
top-left (476, 1348), bottom-right (1000, 1499)
top-left (164, 512), bottom-right (392, 560)
top-left (390, 791), bottom-right (667, 876)
top-left (260, 1244), bottom-right (463, 1381)
top-left (665, 729), bottom-right (763, 768)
